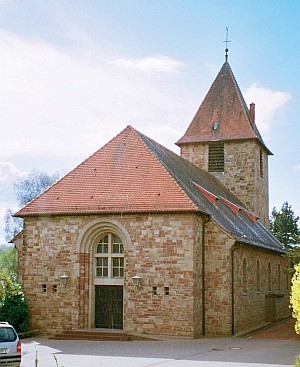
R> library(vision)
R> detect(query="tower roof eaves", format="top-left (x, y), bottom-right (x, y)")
top-left (176, 62), bottom-right (271, 154)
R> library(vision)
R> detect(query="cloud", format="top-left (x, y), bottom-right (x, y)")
top-left (0, 162), bottom-right (26, 207)
top-left (0, 31), bottom-right (195, 162)
top-left (113, 55), bottom-right (185, 74)
top-left (293, 164), bottom-right (300, 171)
top-left (0, 30), bottom-right (198, 243)
top-left (0, 162), bottom-right (24, 184)
top-left (244, 83), bottom-right (291, 135)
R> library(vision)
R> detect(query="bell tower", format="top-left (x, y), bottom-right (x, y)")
top-left (176, 61), bottom-right (271, 227)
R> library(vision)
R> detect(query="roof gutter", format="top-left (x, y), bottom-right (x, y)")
top-left (14, 208), bottom-right (209, 218)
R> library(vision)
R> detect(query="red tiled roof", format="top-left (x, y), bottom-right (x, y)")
top-left (16, 126), bottom-right (197, 216)
top-left (15, 125), bottom-right (285, 254)
top-left (176, 62), bottom-right (272, 154)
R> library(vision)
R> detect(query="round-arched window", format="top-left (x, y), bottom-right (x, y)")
top-left (95, 234), bottom-right (124, 278)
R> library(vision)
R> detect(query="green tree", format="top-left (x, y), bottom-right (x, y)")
top-left (0, 271), bottom-right (29, 333)
top-left (5, 169), bottom-right (61, 242)
top-left (0, 247), bottom-right (18, 274)
top-left (0, 248), bottom-right (28, 332)
top-left (269, 201), bottom-right (300, 248)
top-left (291, 264), bottom-right (300, 335)
top-left (285, 245), bottom-right (300, 275)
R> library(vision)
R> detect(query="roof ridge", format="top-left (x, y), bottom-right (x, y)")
top-left (225, 64), bottom-right (271, 153)
top-left (225, 63), bottom-right (252, 129)
top-left (133, 128), bottom-right (199, 211)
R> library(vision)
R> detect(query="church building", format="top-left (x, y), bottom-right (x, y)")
top-left (14, 57), bottom-right (290, 337)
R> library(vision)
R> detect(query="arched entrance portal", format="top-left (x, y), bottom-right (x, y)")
top-left (94, 233), bottom-right (124, 329)
top-left (76, 219), bottom-right (131, 330)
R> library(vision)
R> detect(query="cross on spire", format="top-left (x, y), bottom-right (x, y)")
top-left (223, 27), bottom-right (231, 62)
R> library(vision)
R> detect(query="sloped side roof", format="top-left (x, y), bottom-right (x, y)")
top-left (177, 62), bottom-right (272, 154)
top-left (15, 126), bottom-right (198, 216)
top-left (16, 125), bottom-right (284, 253)
top-left (136, 130), bottom-right (284, 253)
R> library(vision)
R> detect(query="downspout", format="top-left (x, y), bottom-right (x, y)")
top-left (202, 217), bottom-right (209, 336)
top-left (20, 222), bottom-right (26, 286)
top-left (231, 243), bottom-right (240, 336)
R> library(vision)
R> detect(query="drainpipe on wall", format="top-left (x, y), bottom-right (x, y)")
top-left (231, 243), bottom-right (240, 336)
top-left (202, 217), bottom-right (209, 336)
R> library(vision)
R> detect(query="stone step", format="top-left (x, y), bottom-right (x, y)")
top-left (51, 329), bottom-right (132, 341)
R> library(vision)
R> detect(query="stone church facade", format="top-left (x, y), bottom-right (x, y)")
top-left (15, 60), bottom-right (291, 337)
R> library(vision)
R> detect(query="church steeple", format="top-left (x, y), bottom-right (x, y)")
top-left (177, 62), bottom-right (271, 154)
top-left (177, 61), bottom-right (271, 227)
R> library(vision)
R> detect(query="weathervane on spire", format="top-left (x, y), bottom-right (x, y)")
top-left (223, 27), bottom-right (231, 62)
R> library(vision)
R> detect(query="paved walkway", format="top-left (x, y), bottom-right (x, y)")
top-left (250, 317), bottom-right (300, 340)
top-left (20, 320), bottom-right (300, 367)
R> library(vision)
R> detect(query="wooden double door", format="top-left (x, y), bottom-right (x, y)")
top-left (95, 286), bottom-right (123, 329)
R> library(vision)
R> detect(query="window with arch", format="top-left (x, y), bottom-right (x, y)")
top-left (268, 262), bottom-right (272, 292)
top-left (256, 260), bottom-right (261, 292)
top-left (95, 234), bottom-right (124, 278)
top-left (286, 272), bottom-right (290, 291)
top-left (242, 258), bottom-right (247, 294)
top-left (277, 264), bottom-right (281, 291)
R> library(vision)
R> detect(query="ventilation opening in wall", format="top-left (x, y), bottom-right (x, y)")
top-left (260, 150), bottom-right (264, 178)
top-left (208, 143), bottom-right (224, 172)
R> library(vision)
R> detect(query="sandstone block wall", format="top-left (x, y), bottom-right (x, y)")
top-left (180, 140), bottom-right (269, 227)
top-left (20, 213), bottom-right (203, 337)
top-left (18, 212), bottom-right (289, 338)
top-left (233, 246), bottom-right (291, 335)
top-left (204, 220), bottom-right (235, 336)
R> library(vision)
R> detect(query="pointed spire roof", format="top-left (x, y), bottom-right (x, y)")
top-left (176, 62), bottom-right (272, 155)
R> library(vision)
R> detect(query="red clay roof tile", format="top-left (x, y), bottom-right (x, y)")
top-left (15, 125), bottom-right (285, 254)
top-left (176, 62), bottom-right (272, 154)
top-left (16, 126), bottom-right (197, 216)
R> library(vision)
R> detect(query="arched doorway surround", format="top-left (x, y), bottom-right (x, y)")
top-left (76, 219), bottom-right (131, 329)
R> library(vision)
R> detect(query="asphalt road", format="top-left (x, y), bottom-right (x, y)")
top-left (20, 334), bottom-right (300, 367)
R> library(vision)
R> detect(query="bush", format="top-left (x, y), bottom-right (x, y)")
top-left (295, 355), bottom-right (300, 367)
top-left (291, 264), bottom-right (300, 334)
top-left (0, 272), bottom-right (29, 333)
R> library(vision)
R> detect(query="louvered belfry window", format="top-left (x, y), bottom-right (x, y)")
top-left (259, 150), bottom-right (264, 178)
top-left (208, 143), bottom-right (224, 172)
